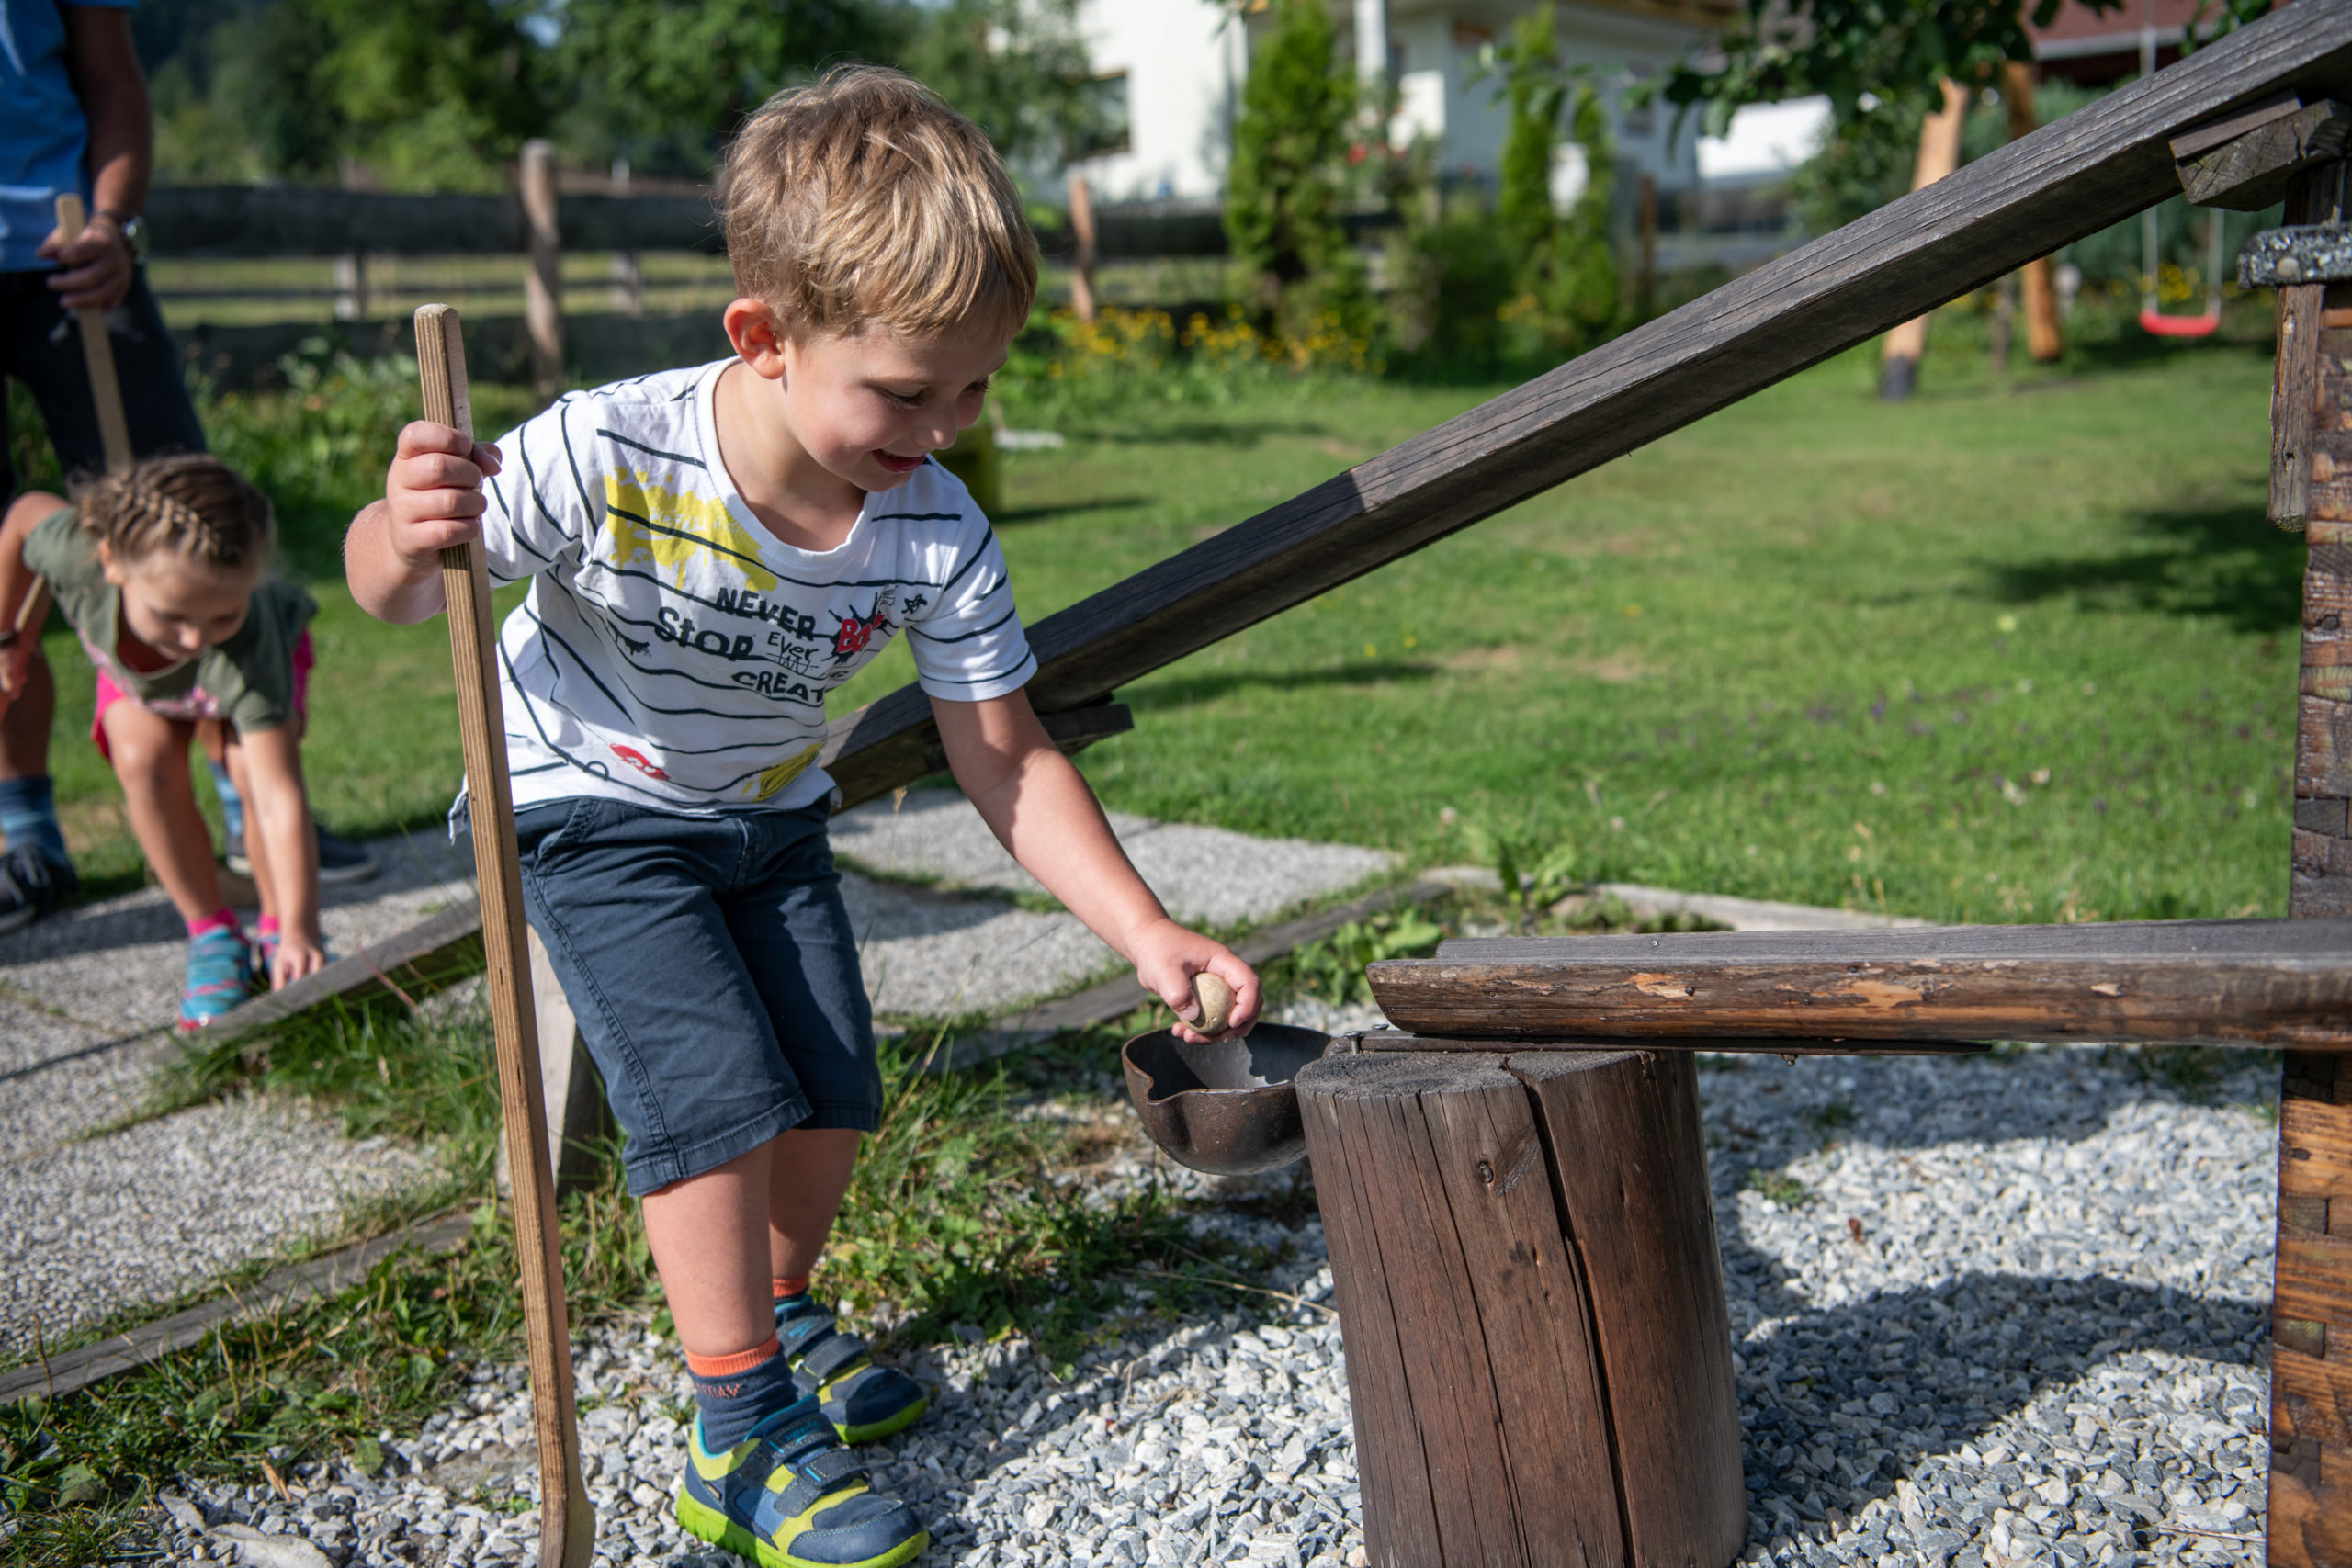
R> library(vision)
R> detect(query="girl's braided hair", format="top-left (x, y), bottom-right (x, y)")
top-left (71, 454), bottom-right (274, 572)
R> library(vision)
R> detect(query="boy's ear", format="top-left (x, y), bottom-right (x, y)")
top-left (723, 299), bottom-right (791, 381)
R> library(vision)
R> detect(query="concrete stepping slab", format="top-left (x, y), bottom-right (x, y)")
top-left (831, 788), bottom-right (1395, 930)
top-left (0, 830), bottom-right (475, 1034)
top-left (0, 1091), bottom-right (434, 1356)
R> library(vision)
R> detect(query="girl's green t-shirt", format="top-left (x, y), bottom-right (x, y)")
top-left (25, 506), bottom-right (317, 735)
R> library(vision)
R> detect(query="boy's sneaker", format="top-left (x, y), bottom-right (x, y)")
top-left (179, 927), bottom-right (255, 1029)
top-left (226, 826), bottom-right (380, 885)
top-left (0, 845), bottom-right (76, 935)
top-left (675, 1399), bottom-right (928, 1568)
top-left (775, 1294), bottom-right (929, 1444)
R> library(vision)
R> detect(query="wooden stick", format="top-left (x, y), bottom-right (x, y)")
top-left (412, 304), bottom-right (594, 1568)
top-left (52, 195), bottom-right (133, 475)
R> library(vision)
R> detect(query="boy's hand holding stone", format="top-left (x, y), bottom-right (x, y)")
top-left (1134, 919), bottom-right (1260, 1043)
top-left (382, 421), bottom-right (502, 571)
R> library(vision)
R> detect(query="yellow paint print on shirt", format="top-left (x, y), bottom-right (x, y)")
top-left (604, 471), bottom-right (779, 591)
top-left (751, 743), bottom-right (822, 801)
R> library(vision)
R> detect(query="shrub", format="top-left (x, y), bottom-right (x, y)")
top-left (1223, 0), bottom-right (1373, 346)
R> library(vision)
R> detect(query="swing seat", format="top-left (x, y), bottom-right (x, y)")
top-left (2140, 306), bottom-right (2222, 337)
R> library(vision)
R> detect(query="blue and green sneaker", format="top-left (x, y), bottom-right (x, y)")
top-left (675, 1398), bottom-right (928, 1568)
top-left (775, 1295), bottom-right (929, 1444)
top-left (178, 926), bottom-right (254, 1030)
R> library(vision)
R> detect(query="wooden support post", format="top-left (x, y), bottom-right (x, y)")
top-left (1297, 1048), bottom-right (1742, 1568)
top-left (1637, 172), bottom-right (1657, 314)
top-left (1880, 77), bottom-right (1971, 401)
top-left (2273, 162), bottom-right (2352, 1568)
top-left (608, 157), bottom-right (643, 318)
top-left (1068, 174), bottom-right (1099, 325)
top-left (529, 928), bottom-right (609, 1195)
top-left (2002, 62), bottom-right (2064, 363)
top-left (522, 141), bottom-right (562, 396)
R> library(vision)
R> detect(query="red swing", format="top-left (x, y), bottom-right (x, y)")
top-left (2139, 204), bottom-right (2225, 338)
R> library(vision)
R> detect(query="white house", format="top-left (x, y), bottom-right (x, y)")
top-left (1066, 0), bottom-right (1753, 204)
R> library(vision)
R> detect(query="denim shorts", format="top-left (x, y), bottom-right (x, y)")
top-left (514, 795), bottom-right (882, 1197)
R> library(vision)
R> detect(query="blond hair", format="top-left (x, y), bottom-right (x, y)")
top-left (73, 454), bottom-right (274, 573)
top-left (721, 65), bottom-right (1037, 342)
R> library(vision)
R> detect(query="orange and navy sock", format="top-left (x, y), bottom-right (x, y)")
top-left (685, 1336), bottom-right (798, 1450)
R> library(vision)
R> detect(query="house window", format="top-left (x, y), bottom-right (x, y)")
top-left (1069, 70), bottom-right (1132, 161)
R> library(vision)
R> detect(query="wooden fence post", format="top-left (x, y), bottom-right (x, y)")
top-left (610, 156), bottom-right (643, 318)
top-left (1298, 1047), bottom-right (1743, 1568)
top-left (2271, 158), bottom-right (2352, 1568)
top-left (522, 141), bottom-right (562, 395)
top-left (1069, 174), bottom-right (1100, 325)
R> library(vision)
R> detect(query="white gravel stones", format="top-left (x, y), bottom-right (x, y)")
top-left (144, 1039), bottom-right (2283, 1568)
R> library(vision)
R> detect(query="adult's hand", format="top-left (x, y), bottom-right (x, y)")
top-left (38, 215), bottom-right (132, 313)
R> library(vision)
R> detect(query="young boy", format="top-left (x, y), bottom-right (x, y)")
top-left (345, 67), bottom-right (1259, 1568)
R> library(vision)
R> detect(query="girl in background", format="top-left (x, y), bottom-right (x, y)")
top-left (0, 454), bottom-right (328, 1024)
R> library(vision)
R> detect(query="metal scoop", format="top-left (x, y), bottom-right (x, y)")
top-left (1121, 1024), bottom-right (1336, 1176)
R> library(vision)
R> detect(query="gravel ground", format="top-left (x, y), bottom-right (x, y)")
top-left (143, 1035), bottom-right (2283, 1568)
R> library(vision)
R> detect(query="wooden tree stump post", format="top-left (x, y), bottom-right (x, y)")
top-left (1297, 1047), bottom-right (1744, 1568)
top-left (2270, 158), bottom-right (2352, 1568)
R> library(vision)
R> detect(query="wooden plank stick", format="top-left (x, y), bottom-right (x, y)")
top-left (1366, 917), bottom-right (2352, 1049)
top-left (413, 305), bottom-right (594, 1568)
top-left (812, 2), bottom-right (2352, 812)
top-left (53, 195), bottom-right (133, 475)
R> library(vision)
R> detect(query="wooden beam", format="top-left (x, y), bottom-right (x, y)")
top-left (815, 4), bottom-right (2352, 809)
top-left (2176, 96), bottom-right (2352, 209)
top-left (2272, 231), bottom-right (2352, 1568)
top-left (206, 902), bottom-right (485, 1043)
top-left (142, 186), bottom-right (723, 257)
top-left (1363, 918), bottom-right (2352, 1048)
top-left (1360, 1029), bottom-right (1988, 1058)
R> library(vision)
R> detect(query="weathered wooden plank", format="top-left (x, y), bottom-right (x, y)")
top-left (1366, 919), bottom-right (2352, 1048)
top-left (1508, 1052), bottom-right (1745, 1568)
top-left (809, 6), bottom-right (2352, 804)
top-left (824, 698), bottom-right (1131, 812)
top-left (2177, 96), bottom-right (2352, 209)
top-left (1363, 1028), bottom-right (1987, 1058)
top-left (145, 186), bottom-right (725, 258)
top-left (208, 901), bottom-right (485, 1043)
top-left (1431, 916), bottom-right (2349, 964)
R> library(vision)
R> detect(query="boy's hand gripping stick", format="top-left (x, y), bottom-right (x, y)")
top-left (413, 305), bottom-right (595, 1568)
top-left (4, 195), bottom-right (134, 692)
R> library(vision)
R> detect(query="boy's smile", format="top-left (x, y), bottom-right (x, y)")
top-left (718, 299), bottom-right (1010, 549)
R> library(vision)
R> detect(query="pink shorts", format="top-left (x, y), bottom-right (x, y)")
top-left (91, 628), bottom-right (314, 760)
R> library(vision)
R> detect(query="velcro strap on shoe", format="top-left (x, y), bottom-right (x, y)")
top-left (798, 1329), bottom-right (869, 1382)
top-left (774, 1447), bottom-right (869, 1518)
top-left (775, 1311), bottom-right (840, 1359)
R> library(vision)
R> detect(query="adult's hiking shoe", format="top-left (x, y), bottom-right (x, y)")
top-left (675, 1398), bottom-right (928, 1568)
top-left (0, 844), bottom-right (77, 935)
top-left (179, 927), bottom-right (254, 1029)
top-left (226, 826), bottom-right (380, 885)
top-left (775, 1293), bottom-right (929, 1444)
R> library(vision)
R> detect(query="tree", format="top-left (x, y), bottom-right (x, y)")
top-left (897, 0), bottom-right (1112, 175)
top-left (1224, 0), bottom-right (1367, 343)
top-left (553, 0), bottom-right (899, 175)
top-left (1486, 6), bottom-right (1622, 360)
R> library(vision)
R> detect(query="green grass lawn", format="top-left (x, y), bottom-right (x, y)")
top-left (21, 332), bottom-right (2291, 923)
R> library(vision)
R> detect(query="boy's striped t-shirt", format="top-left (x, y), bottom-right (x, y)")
top-left (471, 358), bottom-right (1035, 817)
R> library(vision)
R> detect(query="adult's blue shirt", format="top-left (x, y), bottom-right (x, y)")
top-left (2, 0), bottom-right (135, 272)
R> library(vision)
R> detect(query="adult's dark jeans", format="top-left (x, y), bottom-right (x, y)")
top-left (1, 266), bottom-right (208, 499)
